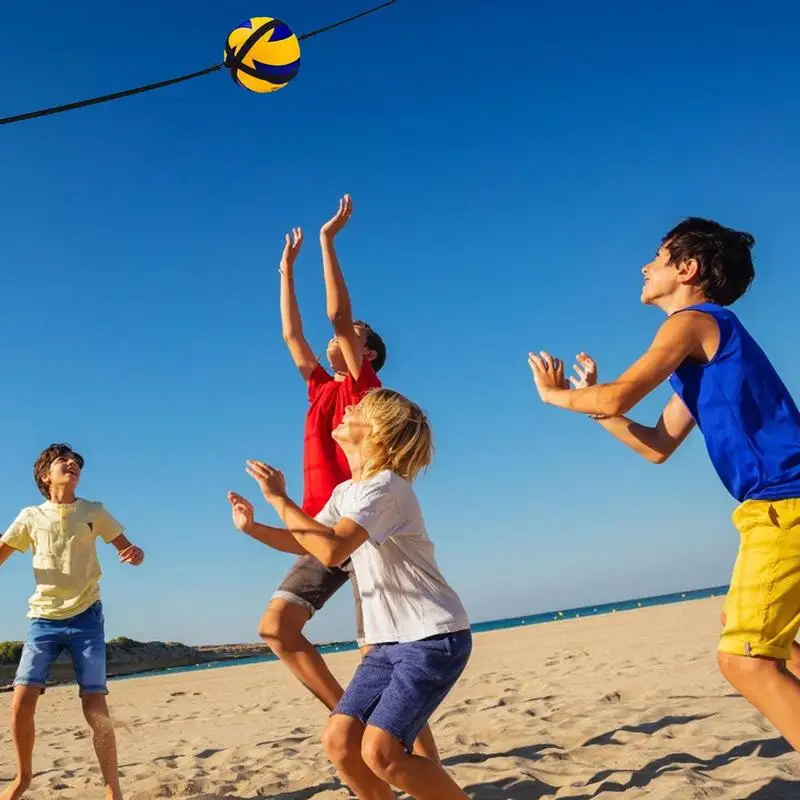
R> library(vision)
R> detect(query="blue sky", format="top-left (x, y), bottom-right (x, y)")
top-left (1, 0), bottom-right (799, 645)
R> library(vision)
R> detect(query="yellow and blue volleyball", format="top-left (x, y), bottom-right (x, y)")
top-left (224, 17), bottom-right (301, 93)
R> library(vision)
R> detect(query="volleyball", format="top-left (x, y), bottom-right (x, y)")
top-left (224, 17), bottom-right (301, 93)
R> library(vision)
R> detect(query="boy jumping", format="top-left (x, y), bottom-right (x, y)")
top-left (0, 443), bottom-right (145, 800)
top-left (528, 217), bottom-right (800, 750)
top-left (257, 195), bottom-right (438, 760)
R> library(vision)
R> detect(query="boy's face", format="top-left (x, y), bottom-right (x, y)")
top-left (332, 402), bottom-right (371, 447)
top-left (42, 453), bottom-right (82, 495)
top-left (640, 245), bottom-right (679, 306)
top-left (326, 324), bottom-right (370, 374)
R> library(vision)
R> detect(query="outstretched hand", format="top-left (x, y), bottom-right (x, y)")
top-left (320, 194), bottom-right (353, 239)
top-left (228, 491), bottom-right (255, 533)
top-left (246, 460), bottom-right (287, 503)
top-left (569, 352), bottom-right (598, 389)
top-left (528, 351), bottom-right (567, 403)
top-left (280, 227), bottom-right (303, 273)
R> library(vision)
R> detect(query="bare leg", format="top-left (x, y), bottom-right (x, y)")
top-left (81, 695), bottom-right (122, 800)
top-left (361, 725), bottom-right (467, 800)
top-left (322, 715), bottom-right (394, 800)
top-left (0, 686), bottom-right (40, 800)
top-left (719, 652), bottom-right (800, 751)
top-left (259, 598), bottom-right (346, 710)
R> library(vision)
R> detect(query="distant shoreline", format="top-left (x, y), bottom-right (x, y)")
top-left (1, 584), bottom-right (728, 692)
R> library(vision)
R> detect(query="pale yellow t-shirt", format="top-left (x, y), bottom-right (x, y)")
top-left (1, 499), bottom-right (124, 620)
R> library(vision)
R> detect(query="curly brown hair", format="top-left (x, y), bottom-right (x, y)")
top-left (34, 443), bottom-right (84, 499)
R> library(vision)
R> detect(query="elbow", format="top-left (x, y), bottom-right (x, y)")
top-left (648, 452), bottom-right (668, 465)
top-left (327, 309), bottom-right (352, 331)
top-left (316, 546), bottom-right (342, 569)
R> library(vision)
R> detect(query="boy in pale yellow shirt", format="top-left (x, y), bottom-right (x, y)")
top-left (0, 443), bottom-right (144, 800)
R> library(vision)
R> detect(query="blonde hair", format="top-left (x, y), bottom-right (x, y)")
top-left (358, 388), bottom-right (433, 482)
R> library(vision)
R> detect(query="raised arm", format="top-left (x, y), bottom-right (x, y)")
top-left (244, 463), bottom-right (368, 567)
top-left (279, 228), bottom-right (318, 382)
top-left (228, 492), bottom-right (307, 555)
top-left (320, 194), bottom-right (365, 380)
top-left (529, 312), bottom-right (713, 418)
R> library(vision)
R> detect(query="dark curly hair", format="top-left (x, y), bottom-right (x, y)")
top-left (34, 443), bottom-right (84, 499)
top-left (354, 320), bottom-right (387, 373)
top-left (662, 217), bottom-right (755, 306)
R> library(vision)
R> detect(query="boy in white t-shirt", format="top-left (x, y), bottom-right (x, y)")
top-left (229, 388), bottom-right (472, 800)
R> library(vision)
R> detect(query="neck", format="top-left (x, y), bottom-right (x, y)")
top-left (49, 487), bottom-right (76, 504)
top-left (341, 445), bottom-right (365, 482)
top-left (657, 289), bottom-right (710, 316)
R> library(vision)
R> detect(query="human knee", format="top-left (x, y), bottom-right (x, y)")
top-left (361, 732), bottom-right (401, 782)
top-left (258, 604), bottom-right (308, 651)
top-left (11, 687), bottom-right (39, 718)
top-left (322, 717), bottom-right (359, 767)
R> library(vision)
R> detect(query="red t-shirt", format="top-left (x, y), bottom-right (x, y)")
top-left (302, 360), bottom-right (382, 516)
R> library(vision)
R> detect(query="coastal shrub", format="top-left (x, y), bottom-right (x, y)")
top-left (107, 637), bottom-right (141, 648)
top-left (0, 641), bottom-right (24, 664)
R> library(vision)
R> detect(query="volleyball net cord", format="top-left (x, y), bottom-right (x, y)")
top-left (0, 0), bottom-right (397, 126)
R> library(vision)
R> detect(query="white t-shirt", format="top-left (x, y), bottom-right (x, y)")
top-left (316, 470), bottom-right (469, 645)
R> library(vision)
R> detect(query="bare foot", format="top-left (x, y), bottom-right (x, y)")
top-left (0, 775), bottom-right (32, 800)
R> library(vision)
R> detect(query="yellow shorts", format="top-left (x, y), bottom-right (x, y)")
top-left (720, 498), bottom-right (800, 660)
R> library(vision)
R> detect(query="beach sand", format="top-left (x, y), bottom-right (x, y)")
top-left (1, 596), bottom-right (798, 799)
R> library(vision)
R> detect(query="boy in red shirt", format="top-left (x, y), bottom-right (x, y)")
top-left (254, 195), bottom-right (438, 759)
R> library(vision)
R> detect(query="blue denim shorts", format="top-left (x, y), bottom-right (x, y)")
top-left (15, 602), bottom-right (108, 695)
top-left (335, 629), bottom-right (472, 751)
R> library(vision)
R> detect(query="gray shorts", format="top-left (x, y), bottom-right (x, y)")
top-left (273, 554), bottom-right (364, 644)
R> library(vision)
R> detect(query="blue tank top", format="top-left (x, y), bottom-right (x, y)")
top-left (668, 303), bottom-right (800, 503)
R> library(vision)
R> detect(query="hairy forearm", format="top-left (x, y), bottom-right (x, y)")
top-left (269, 494), bottom-right (339, 563)
top-left (244, 522), bottom-right (307, 555)
top-left (593, 415), bottom-right (671, 463)
top-left (320, 234), bottom-right (353, 329)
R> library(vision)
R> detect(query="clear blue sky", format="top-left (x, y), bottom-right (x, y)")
top-left (1, 0), bottom-right (799, 645)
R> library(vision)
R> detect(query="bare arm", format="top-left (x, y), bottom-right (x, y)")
top-left (531, 313), bottom-right (709, 418)
top-left (0, 543), bottom-right (17, 567)
top-left (320, 195), bottom-right (365, 379)
top-left (228, 491), bottom-right (310, 556)
top-left (242, 463), bottom-right (369, 567)
top-left (279, 228), bottom-right (318, 382)
top-left (242, 522), bottom-right (307, 555)
top-left (594, 393), bottom-right (696, 463)
top-left (269, 495), bottom-right (368, 567)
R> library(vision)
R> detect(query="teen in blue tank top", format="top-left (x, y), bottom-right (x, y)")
top-left (526, 217), bottom-right (800, 753)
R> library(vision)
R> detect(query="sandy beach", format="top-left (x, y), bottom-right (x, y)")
top-left (2, 596), bottom-right (798, 799)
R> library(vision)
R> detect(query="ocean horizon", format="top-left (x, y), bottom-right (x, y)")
top-left (109, 584), bottom-right (728, 684)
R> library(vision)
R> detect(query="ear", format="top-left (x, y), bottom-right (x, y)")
top-left (676, 257), bottom-right (700, 284)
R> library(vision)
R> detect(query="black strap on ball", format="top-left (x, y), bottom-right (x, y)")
top-left (0, 0), bottom-right (397, 126)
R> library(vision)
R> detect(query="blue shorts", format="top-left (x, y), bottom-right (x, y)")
top-left (335, 630), bottom-right (472, 751)
top-left (15, 602), bottom-right (108, 695)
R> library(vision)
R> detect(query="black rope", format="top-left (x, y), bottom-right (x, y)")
top-left (0, 0), bottom-right (398, 126)
top-left (298, 0), bottom-right (396, 41)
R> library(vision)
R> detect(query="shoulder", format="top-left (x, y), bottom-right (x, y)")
top-left (76, 499), bottom-right (110, 517)
top-left (357, 472), bottom-right (413, 508)
top-left (13, 505), bottom-right (38, 522)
